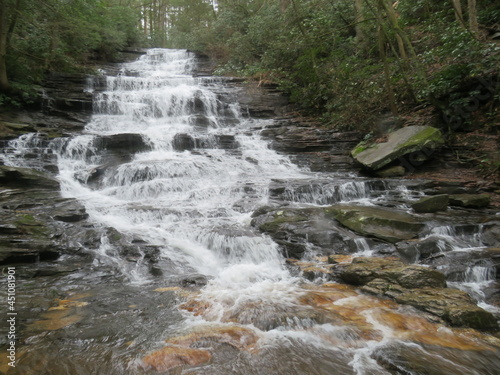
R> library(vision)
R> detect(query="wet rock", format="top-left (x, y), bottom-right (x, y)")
top-left (142, 346), bottom-right (211, 372)
top-left (482, 225), bottom-right (500, 247)
top-left (351, 126), bottom-right (444, 171)
top-left (396, 236), bottom-right (452, 263)
top-left (335, 257), bottom-right (497, 330)
top-left (0, 166), bottom-right (59, 189)
top-left (52, 199), bottom-right (89, 222)
top-left (167, 325), bottom-right (259, 350)
top-left (172, 133), bottom-right (195, 151)
top-left (395, 288), bottom-right (498, 330)
top-left (449, 193), bottom-right (491, 208)
top-left (375, 165), bottom-right (406, 177)
top-left (95, 133), bottom-right (150, 153)
top-left (411, 194), bottom-right (449, 213)
top-left (325, 204), bottom-right (425, 243)
top-left (251, 206), bottom-right (356, 257)
top-left (337, 257), bottom-right (446, 288)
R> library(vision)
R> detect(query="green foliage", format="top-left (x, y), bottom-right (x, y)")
top-left (1, 0), bottom-right (144, 99)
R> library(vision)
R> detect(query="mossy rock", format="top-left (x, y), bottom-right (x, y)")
top-left (325, 205), bottom-right (425, 243)
top-left (351, 126), bottom-right (444, 171)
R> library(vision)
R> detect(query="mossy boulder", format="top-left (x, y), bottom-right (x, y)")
top-left (449, 194), bottom-right (490, 208)
top-left (325, 205), bottom-right (425, 243)
top-left (351, 126), bottom-right (444, 171)
top-left (411, 194), bottom-right (449, 213)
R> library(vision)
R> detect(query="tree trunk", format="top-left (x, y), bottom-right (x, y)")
top-left (0, 0), bottom-right (11, 92)
top-left (378, 26), bottom-right (398, 116)
top-left (451, 0), bottom-right (467, 29)
top-left (355, 0), bottom-right (367, 53)
top-left (468, 0), bottom-right (479, 36)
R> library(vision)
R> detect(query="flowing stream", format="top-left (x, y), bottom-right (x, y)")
top-left (2, 49), bottom-right (499, 375)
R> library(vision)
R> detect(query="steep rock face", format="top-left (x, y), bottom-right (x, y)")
top-left (351, 126), bottom-right (445, 172)
top-left (325, 204), bottom-right (425, 243)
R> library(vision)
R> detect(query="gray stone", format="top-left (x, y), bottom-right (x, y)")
top-left (351, 126), bottom-right (444, 171)
top-left (411, 194), bottom-right (449, 213)
top-left (449, 194), bottom-right (490, 208)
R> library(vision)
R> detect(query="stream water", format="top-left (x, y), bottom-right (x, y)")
top-left (1, 49), bottom-right (499, 374)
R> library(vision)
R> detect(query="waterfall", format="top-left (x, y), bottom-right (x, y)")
top-left (56, 49), bottom-right (304, 287)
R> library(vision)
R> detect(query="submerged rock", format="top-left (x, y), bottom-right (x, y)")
top-left (142, 346), bottom-right (211, 372)
top-left (411, 194), bottom-right (449, 213)
top-left (351, 126), bottom-right (444, 171)
top-left (325, 204), bottom-right (425, 243)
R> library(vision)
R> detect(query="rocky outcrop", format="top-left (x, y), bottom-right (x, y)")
top-left (260, 121), bottom-right (361, 172)
top-left (325, 204), bottom-right (425, 243)
top-left (351, 126), bottom-right (444, 172)
top-left (336, 257), bottom-right (498, 330)
top-left (0, 167), bottom-right (91, 264)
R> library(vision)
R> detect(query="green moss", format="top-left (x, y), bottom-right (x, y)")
top-left (14, 214), bottom-right (49, 237)
top-left (401, 127), bottom-right (444, 149)
top-left (259, 215), bottom-right (308, 233)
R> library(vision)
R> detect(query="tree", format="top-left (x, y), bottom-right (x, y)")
top-left (0, 0), bottom-right (22, 92)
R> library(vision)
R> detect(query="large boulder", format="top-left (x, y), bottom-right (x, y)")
top-left (325, 204), bottom-right (425, 243)
top-left (351, 126), bottom-right (444, 171)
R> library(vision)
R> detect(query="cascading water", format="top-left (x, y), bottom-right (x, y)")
top-left (3, 49), bottom-right (499, 375)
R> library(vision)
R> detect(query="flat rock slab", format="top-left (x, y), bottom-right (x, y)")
top-left (325, 204), bottom-right (425, 243)
top-left (352, 126), bottom-right (444, 171)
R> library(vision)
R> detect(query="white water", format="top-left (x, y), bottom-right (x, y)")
top-left (55, 50), bottom-right (305, 301)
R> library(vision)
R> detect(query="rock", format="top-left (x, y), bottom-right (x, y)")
top-left (172, 133), bottom-right (195, 151)
top-left (337, 257), bottom-right (446, 288)
top-left (335, 257), bottom-right (498, 330)
top-left (411, 194), bottom-right (449, 213)
top-left (94, 133), bottom-right (150, 153)
top-left (325, 204), bottom-right (425, 243)
top-left (351, 126), bottom-right (444, 171)
top-left (375, 165), bottom-right (406, 177)
top-left (396, 236), bottom-right (452, 263)
top-left (0, 166), bottom-right (59, 189)
top-left (395, 288), bottom-right (498, 330)
top-left (142, 346), bottom-right (211, 372)
top-left (449, 194), bottom-right (490, 208)
top-left (251, 206), bottom-right (359, 257)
